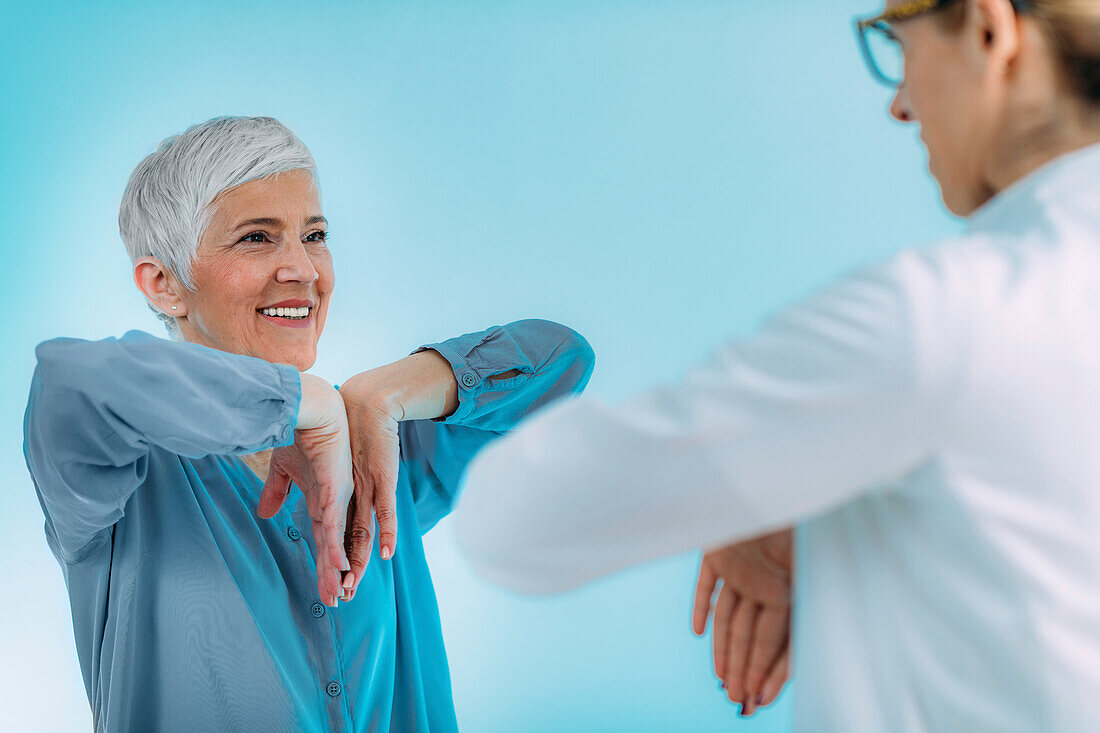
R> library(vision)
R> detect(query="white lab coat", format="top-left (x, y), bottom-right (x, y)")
top-left (455, 142), bottom-right (1100, 732)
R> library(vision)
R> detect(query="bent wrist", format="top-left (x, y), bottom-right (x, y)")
top-left (297, 373), bottom-right (339, 430)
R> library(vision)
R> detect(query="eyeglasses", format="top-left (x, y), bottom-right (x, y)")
top-left (854, 0), bottom-right (1031, 87)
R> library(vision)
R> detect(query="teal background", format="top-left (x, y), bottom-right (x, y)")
top-left (0, 1), bottom-right (960, 730)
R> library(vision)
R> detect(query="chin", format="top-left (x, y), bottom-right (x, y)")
top-left (252, 344), bottom-right (317, 371)
top-left (283, 350), bottom-right (317, 372)
top-left (936, 180), bottom-right (976, 218)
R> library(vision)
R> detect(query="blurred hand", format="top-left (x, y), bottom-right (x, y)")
top-left (692, 528), bottom-right (793, 716)
top-left (257, 374), bottom-right (354, 607)
top-left (334, 370), bottom-right (404, 602)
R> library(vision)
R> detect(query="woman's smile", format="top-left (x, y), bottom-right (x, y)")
top-left (257, 299), bottom-right (315, 329)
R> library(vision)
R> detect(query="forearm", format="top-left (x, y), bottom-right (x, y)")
top-left (30, 330), bottom-right (301, 458)
top-left (412, 319), bottom-right (595, 431)
top-left (341, 350), bottom-right (459, 422)
top-left (25, 330), bottom-right (303, 561)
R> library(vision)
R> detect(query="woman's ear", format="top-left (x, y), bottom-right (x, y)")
top-left (134, 256), bottom-right (187, 317)
top-left (970, 0), bottom-right (1022, 75)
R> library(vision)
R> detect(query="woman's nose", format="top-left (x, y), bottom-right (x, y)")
top-left (275, 239), bottom-right (320, 284)
top-left (890, 83), bottom-right (915, 123)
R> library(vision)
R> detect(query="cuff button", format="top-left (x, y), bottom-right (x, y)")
top-left (460, 372), bottom-right (478, 388)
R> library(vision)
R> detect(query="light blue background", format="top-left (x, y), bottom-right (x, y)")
top-left (0, 1), bottom-right (960, 730)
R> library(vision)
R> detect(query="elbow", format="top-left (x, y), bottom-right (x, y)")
top-left (33, 336), bottom-right (102, 396)
top-left (567, 330), bottom-right (596, 393)
top-left (452, 441), bottom-right (589, 595)
top-left (453, 513), bottom-right (585, 596)
top-left (514, 319), bottom-right (596, 394)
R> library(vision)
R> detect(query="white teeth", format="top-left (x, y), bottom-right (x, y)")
top-left (259, 306), bottom-right (311, 319)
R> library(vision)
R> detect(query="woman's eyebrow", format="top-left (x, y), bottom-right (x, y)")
top-left (231, 215), bottom-right (327, 230)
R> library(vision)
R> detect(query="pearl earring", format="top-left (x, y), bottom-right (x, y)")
top-left (171, 306), bottom-right (178, 310)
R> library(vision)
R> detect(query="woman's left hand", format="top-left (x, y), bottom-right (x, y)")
top-left (336, 371), bottom-right (404, 601)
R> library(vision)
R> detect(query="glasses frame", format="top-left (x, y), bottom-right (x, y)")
top-left (854, 0), bottom-right (1031, 87)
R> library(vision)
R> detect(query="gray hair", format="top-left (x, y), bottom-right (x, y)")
top-left (118, 116), bottom-right (317, 336)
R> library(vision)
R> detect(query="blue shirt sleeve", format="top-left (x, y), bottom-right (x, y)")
top-left (398, 319), bottom-right (595, 533)
top-left (22, 329), bottom-right (302, 562)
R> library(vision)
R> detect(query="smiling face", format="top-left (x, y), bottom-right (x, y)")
top-left (172, 169), bottom-right (334, 370)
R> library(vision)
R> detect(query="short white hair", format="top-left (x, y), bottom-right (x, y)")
top-left (118, 116), bottom-right (317, 335)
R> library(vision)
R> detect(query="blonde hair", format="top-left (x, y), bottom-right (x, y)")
top-left (939, 0), bottom-right (1100, 104)
top-left (1029, 0), bottom-right (1100, 102)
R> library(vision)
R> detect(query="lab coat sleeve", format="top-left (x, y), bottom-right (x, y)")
top-left (22, 329), bottom-right (301, 562)
top-left (398, 319), bottom-right (595, 533)
top-left (453, 248), bottom-right (960, 593)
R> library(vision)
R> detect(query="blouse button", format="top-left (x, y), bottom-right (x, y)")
top-left (460, 371), bottom-right (478, 388)
top-left (287, 526), bottom-right (302, 541)
top-left (327, 681), bottom-right (342, 697)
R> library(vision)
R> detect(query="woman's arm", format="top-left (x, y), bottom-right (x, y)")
top-left (23, 330), bottom-right (304, 562)
top-left (337, 318), bottom-right (594, 556)
top-left (453, 248), bottom-right (962, 594)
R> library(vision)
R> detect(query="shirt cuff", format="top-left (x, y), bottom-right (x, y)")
top-left (272, 363), bottom-right (302, 447)
top-left (411, 337), bottom-right (489, 425)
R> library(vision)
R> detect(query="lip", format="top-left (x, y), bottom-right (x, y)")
top-left (256, 299), bottom-right (317, 330)
top-left (258, 310), bottom-right (314, 329)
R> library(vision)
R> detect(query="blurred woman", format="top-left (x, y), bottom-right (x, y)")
top-left (454, 1), bottom-right (1100, 730)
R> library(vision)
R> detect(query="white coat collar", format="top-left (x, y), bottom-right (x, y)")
top-left (966, 141), bottom-right (1100, 232)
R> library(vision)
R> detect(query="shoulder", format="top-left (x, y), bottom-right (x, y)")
top-left (34, 329), bottom-right (161, 362)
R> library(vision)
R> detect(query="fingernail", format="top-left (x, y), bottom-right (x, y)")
top-left (755, 694), bottom-right (764, 706)
top-left (341, 558), bottom-right (351, 571)
top-left (342, 572), bottom-right (356, 589)
top-left (381, 546), bottom-right (392, 560)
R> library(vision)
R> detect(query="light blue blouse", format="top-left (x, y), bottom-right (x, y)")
top-left (23, 320), bottom-right (594, 733)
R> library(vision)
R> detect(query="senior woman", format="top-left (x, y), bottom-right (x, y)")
top-left (454, 0), bottom-right (1100, 730)
top-left (22, 115), bottom-right (594, 732)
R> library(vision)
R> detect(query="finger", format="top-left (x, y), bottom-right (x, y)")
top-left (724, 600), bottom-right (760, 705)
top-left (692, 559), bottom-right (719, 635)
top-left (346, 428), bottom-right (373, 588)
top-left (257, 464), bottom-right (292, 519)
top-left (313, 517), bottom-right (340, 606)
top-left (374, 474), bottom-right (398, 562)
top-left (760, 645), bottom-right (790, 706)
top-left (742, 607), bottom-right (790, 709)
top-left (321, 506), bottom-right (347, 585)
top-left (344, 491), bottom-right (373, 597)
top-left (323, 499), bottom-right (351, 582)
top-left (712, 585), bottom-right (737, 681)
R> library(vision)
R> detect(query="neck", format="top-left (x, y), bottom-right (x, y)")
top-left (986, 100), bottom-right (1100, 195)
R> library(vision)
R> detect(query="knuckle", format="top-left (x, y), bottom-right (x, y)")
top-left (369, 468), bottom-right (395, 489)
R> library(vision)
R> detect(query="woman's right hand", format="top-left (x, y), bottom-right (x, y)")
top-left (257, 373), bottom-right (354, 607)
top-left (692, 528), bottom-right (793, 716)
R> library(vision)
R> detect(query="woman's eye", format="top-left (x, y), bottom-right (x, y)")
top-left (240, 231), bottom-right (270, 244)
top-left (305, 230), bottom-right (328, 243)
